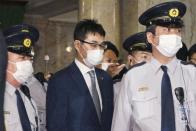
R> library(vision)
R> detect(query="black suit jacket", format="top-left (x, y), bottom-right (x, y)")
top-left (46, 62), bottom-right (114, 131)
top-left (0, 30), bottom-right (7, 131)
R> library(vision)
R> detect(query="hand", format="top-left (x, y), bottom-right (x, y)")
top-left (107, 63), bottom-right (126, 78)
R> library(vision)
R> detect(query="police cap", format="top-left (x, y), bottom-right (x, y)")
top-left (3, 23), bottom-right (39, 57)
top-left (139, 1), bottom-right (186, 28)
top-left (123, 32), bottom-right (152, 53)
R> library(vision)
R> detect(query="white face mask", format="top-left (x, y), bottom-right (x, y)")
top-left (156, 34), bottom-right (182, 57)
top-left (9, 60), bottom-right (34, 84)
top-left (83, 49), bottom-right (104, 68)
top-left (101, 63), bottom-right (113, 71)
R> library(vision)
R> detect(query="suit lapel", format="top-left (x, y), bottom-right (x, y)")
top-left (69, 62), bottom-right (89, 93)
top-left (69, 62), bottom-right (101, 124)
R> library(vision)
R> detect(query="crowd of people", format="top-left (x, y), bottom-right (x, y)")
top-left (1, 1), bottom-right (196, 131)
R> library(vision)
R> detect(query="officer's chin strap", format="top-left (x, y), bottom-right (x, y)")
top-left (20, 84), bottom-right (38, 131)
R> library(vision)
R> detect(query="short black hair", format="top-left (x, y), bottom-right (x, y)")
top-left (146, 25), bottom-right (156, 35)
top-left (103, 41), bottom-right (119, 57)
top-left (188, 44), bottom-right (196, 60)
top-left (176, 42), bottom-right (188, 61)
top-left (74, 19), bottom-right (106, 41)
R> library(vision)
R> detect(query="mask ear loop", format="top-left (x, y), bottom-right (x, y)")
top-left (8, 60), bottom-right (16, 65)
top-left (6, 61), bottom-right (16, 75)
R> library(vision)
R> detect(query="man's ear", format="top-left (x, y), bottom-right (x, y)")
top-left (128, 54), bottom-right (133, 62)
top-left (146, 32), bottom-right (154, 46)
top-left (74, 40), bottom-right (80, 51)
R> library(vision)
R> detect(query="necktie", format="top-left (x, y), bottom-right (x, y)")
top-left (88, 70), bottom-right (101, 121)
top-left (15, 90), bottom-right (32, 131)
top-left (161, 66), bottom-right (176, 131)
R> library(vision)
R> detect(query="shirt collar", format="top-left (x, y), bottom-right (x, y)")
top-left (151, 57), bottom-right (178, 74)
top-left (165, 57), bottom-right (178, 74)
top-left (151, 57), bottom-right (161, 73)
top-left (6, 82), bottom-right (17, 96)
top-left (75, 58), bottom-right (95, 75)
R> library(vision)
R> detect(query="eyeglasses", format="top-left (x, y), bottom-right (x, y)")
top-left (79, 39), bottom-right (107, 50)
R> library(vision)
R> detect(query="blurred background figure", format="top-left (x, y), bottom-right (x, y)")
top-left (98, 41), bottom-right (126, 103)
top-left (123, 32), bottom-right (152, 69)
top-left (99, 41), bottom-right (126, 81)
top-left (25, 72), bottom-right (47, 131)
top-left (188, 44), bottom-right (196, 64)
top-left (34, 72), bottom-right (47, 87)
top-left (25, 71), bottom-right (53, 131)
top-left (44, 72), bottom-right (53, 82)
top-left (176, 42), bottom-right (188, 61)
top-left (0, 28), bottom-right (7, 131)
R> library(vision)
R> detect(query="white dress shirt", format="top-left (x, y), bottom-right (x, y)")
top-left (112, 57), bottom-right (196, 131)
top-left (75, 59), bottom-right (102, 110)
top-left (4, 82), bottom-right (38, 131)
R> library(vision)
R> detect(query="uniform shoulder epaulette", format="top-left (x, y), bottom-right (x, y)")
top-left (180, 61), bottom-right (196, 67)
top-left (128, 61), bottom-right (147, 71)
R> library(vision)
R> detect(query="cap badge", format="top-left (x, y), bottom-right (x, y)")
top-left (169, 8), bottom-right (179, 17)
top-left (23, 38), bottom-right (31, 48)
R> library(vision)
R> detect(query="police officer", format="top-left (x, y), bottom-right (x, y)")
top-left (3, 24), bottom-right (39, 131)
top-left (123, 31), bottom-right (152, 68)
top-left (112, 1), bottom-right (196, 131)
top-left (113, 32), bottom-right (152, 103)
top-left (188, 44), bottom-right (196, 64)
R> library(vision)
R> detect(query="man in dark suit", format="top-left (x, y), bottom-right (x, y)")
top-left (0, 29), bottom-right (7, 131)
top-left (46, 19), bottom-right (114, 131)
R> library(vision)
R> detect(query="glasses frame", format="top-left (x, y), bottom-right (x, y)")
top-left (79, 39), bottom-right (107, 50)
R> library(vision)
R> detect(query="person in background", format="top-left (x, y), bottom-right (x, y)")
top-left (0, 28), bottom-right (7, 131)
top-left (176, 42), bottom-right (188, 61)
top-left (188, 44), bottom-right (196, 64)
top-left (112, 31), bottom-right (152, 103)
top-left (98, 41), bottom-right (126, 103)
top-left (46, 19), bottom-right (114, 131)
top-left (99, 41), bottom-right (126, 82)
top-left (25, 72), bottom-right (48, 131)
top-left (123, 31), bottom-right (152, 69)
top-left (3, 23), bottom-right (39, 131)
top-left (112, 1), bottom-right (196, 131)
top-left (44, 72), bottom-right (53, 81)
top-left (34, 72), bottom-right (48, 86)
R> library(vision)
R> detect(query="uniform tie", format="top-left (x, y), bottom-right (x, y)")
top-left (88, 70), bottom-right (101, 121)
top-left (161, 65), bottom-right (176, 131)
top-left (15, 90), bottom-right (32, 131)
